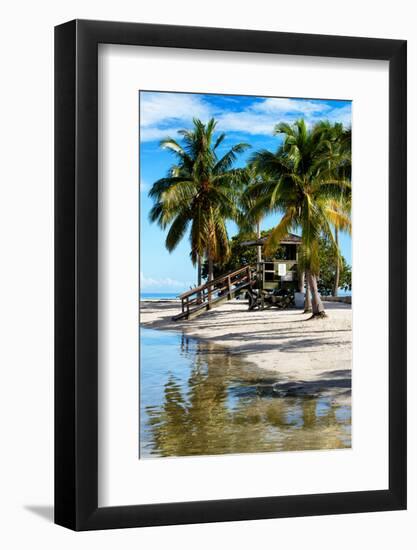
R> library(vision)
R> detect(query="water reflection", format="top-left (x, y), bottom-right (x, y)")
top-left (140, 328), bottom-right (351, 458)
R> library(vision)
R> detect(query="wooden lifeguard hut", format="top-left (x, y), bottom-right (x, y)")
top-left (240, 233), bottom-right (302, 309)
top-left (173, 233), bottom-right (303, 320)
top-left (241, 233), bottom-right (302, 289)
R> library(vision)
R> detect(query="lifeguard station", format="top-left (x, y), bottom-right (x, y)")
top-left (241, 233), bottom-right (302, 310)
top-left (173, 233), bottom-right (302, 320)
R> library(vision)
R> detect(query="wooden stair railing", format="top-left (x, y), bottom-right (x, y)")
top-left (173, 265), bottom-right (255, 321)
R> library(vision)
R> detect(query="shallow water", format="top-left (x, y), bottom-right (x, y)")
top-left (140, 327), bottom-right (351, 458)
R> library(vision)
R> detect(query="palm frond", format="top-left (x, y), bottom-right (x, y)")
top-left (165, 210), bottom-right (191, 252)
top-left (213, 132), bottom-right (226, 151)
top-left (148, 176), bottom-right (194, 199)
top-left (264, 208), bottom-right (297, 256)
top-left (213, 143), bottom-right (250, 175)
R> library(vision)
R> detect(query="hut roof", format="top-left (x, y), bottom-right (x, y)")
top-left (241, 233), bottom-right (302, 247)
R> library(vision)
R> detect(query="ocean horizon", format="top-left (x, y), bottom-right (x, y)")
top-left (140, 288), bottom-right (352, 300)
top-left (140, 291), bottom-right (179, 300)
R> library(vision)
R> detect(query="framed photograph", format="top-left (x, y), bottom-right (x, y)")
top-left (55, 20), bottom-right (407, 530)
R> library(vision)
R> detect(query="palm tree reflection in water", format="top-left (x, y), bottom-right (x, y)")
top-left (141, 329), bottom-right (351, 458)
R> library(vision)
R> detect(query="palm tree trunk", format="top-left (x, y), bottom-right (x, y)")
top-left (256, 221), bottom-right (262, 264)
top-left (304, 270), bottom-right (312, 313)
top-left (299, 270), bottom-right (305, 294)
top-left (208, 257), bottom-right (214, 282)
top-left (332, 227), bottom-right (340, 297)
top-left (307, 271), bottom-right (326, 318)
top-left (208, 256), bottom-right (214, 307)
top-left (197, 254), bottom-right (202, 287)
top-left (197, 254), bottom-right (202, 303)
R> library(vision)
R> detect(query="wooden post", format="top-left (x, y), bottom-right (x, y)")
top-left (227, 275), bottom-right (231, 299)
top-left (256, 222), bottom-right (262, 264)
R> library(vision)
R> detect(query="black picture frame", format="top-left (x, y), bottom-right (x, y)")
top-left (55, 19), bottom-right (407, 531)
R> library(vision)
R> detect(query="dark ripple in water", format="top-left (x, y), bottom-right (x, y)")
top-left (140, 328), bottom-right (351, 458)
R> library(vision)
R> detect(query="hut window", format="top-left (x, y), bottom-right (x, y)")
top-left (264, 271), bottom-right (276, 282)
top-left (284, 245), bottom-right (296, 260)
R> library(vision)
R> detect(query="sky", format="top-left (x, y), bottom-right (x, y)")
top-left (140, 91), bottom-right (352, 293)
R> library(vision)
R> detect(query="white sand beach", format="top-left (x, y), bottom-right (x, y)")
top-left (140, 300), bottom-right (352, 387)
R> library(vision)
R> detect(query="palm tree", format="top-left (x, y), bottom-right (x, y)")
top-left (148, 118), bottom-right (249, 288)
top-left (250, 119), bottom-right (351, 318)
top-left (316, 123), bottom-right (352, 296)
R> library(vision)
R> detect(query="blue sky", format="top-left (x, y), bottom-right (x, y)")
top-left (140, 91), bottom-right (352, 293)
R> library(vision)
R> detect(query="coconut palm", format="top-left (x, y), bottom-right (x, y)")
top-left (333, 128), bottom-right (351, 296)
top-left (250, 119), bottom-right (351, 317)
top-left (148, 118), bottom-right (249, 288)
top-left (316, 123), bottom-right (352, 296)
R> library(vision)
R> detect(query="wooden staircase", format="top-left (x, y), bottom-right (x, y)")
top-left (173, 265), bottom-right (255, 321)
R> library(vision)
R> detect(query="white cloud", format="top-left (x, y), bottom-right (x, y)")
top-left (139, 92), bottom-right (351, 141)
top-left (215, 98), bottom-right (349, 136)
top-left (140, 271), bottom-right (190, 290)
top-left (216, 111), bottom-right (279, 135)
top-left (140, 92), bottom-right (212, 135)
top-left (215, 112), bottom-right (305, 136)
top-left (254, 97), bottom-right (332, 115)
top-left (140, 180), bottom-right (149, 192)
top-left (140, 125), bottom-right (189, 142)
top-left (324, 104), bottom-right (352, 128)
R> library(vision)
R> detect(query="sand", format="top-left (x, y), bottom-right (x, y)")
top-left (140, 299), bottom-right (352, 387)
